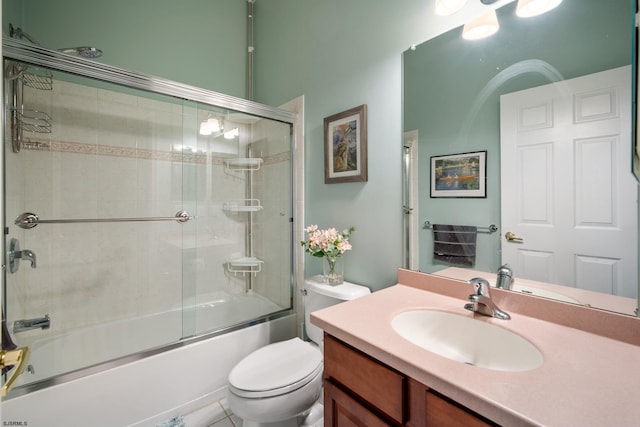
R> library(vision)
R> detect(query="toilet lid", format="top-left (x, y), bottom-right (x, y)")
top-left (228, 337), bottom-right (322, 398)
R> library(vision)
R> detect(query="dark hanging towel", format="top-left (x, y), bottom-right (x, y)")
top-left (432, 224), bottom-right (478, 267)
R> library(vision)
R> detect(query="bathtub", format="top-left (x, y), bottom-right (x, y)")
top-left (2, 313), bottom-right (296, 427)
top-left (12, 291), bottom-right (287, 388)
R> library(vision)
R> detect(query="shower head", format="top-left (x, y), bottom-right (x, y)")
top-left (9, 24), bottom-right (103, 59)
top-left (9, 24), bottom-right (41, 45)
top-left (58, 47), bottom-right (103, 59)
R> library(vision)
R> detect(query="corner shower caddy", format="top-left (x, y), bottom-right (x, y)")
top-left (7, 26), bottom-right (53, 153)
top-left (224, 156), bottom-right (264, 276)
top-left (6, 62), bottom-right (52, 153)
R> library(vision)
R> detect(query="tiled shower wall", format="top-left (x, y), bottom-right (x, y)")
top-left (5, 74), bottom-right (291, 342)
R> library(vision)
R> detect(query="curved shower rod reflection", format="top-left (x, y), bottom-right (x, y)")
top-left (457, 59), bottom-right (566, 142)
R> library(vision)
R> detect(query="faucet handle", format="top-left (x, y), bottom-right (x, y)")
top-left (469, 277), bottom-right (491, 297)
top-left (8, 238), bottom-right (36, 273)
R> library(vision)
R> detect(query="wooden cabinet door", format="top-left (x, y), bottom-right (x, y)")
top-left (324, 380), bottom-right (392, 427)
top-left (324, 335), bottom-right (498, 427)
top-left (425, 390), bottom-right (495, 427)
top-left (324, 334), bottom-right (405, 423)
top-left (408, 378), bottom-right (496, 427)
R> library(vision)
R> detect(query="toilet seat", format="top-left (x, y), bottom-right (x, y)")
top-left (228, 337), bottom-right (323, 399)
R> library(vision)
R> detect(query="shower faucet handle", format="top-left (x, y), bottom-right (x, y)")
top-left (8, 238), bottom-right (36, 273)
top-left (16, 249), bottom-right (36, 268)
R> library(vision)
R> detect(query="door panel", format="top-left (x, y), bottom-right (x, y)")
top-left (500, 66), bottom-right (637, 297)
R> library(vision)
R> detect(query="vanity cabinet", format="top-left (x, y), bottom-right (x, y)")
top-left (323, 334), bottom-right (498, 427)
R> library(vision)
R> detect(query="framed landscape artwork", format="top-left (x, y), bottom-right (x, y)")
top-left (430, 151), bottom-right (486, 198)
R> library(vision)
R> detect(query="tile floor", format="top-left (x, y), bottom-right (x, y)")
top-left (178, 396), bottom-right (324, 427)
top-left (182, 398), bottom-right (242, 427)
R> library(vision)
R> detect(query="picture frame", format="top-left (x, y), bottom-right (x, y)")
top-left (430, 150), bottom-right (486, 198)
top-left (324, 104), bottom-right (368, 183)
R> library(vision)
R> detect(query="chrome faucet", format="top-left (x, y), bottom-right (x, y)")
top-left (496, 264), bottom-right (514, 290)
top-left (464, 277), bottom-right (511, 320)
top-left (13, 314), bottom-right (50, 333)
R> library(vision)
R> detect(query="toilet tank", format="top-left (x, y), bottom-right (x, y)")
top-left (304, 275), bottom-right (370, 345)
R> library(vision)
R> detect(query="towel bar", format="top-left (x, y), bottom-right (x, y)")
top-left (423, 220), bottom-right (498, 234)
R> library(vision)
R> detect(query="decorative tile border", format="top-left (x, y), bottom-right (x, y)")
top-left (23, 138), bottom-right (290, 166)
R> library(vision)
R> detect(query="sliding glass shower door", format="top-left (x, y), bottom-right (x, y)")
top-left (2, 45), bottom-right (293, 396)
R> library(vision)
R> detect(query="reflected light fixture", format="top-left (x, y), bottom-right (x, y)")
top-left (199, 117), bottom-right (222, 136)
top-left (516, 0), bottom-right (562, 18)
top-left (435, 0), bottom-right (468, 16)
top-left (224, 128), bottom-right (239, 140)
top-left (462, 10), bottom-right (499, 40)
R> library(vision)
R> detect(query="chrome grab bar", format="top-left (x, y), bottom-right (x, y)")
top-left (15, 210), bottom-right (192, 229)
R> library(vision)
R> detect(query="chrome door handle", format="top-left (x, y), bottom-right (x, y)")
top-left (505, 231), bottom-right (524, 243)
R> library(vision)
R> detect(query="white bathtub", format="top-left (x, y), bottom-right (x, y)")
top-left (13, 291), bottom-right (286, 388)
top-left (2, 314), bottom-right (296, 427)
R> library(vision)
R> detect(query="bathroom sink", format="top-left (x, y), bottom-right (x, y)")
top-left (391, 310), bottom-right (543, 372)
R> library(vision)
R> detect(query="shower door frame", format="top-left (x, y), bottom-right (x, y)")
top-left (1, 37), bottom-right (300, 397)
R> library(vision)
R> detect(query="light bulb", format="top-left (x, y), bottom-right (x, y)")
top-left (224, 128), bottom-right (239, 140)
top-left (199, 117), bottom-right (222, 135)
top-left (435, 0), bottom-right (467, 16)
top-left (462, 10), bottom-right (499, 40)
top-left (206, 118), bottom-right (221, 132)
top-left (199, 121), bottom-right (212, 136)
top-left (516, 0), bottom-right (562, 18)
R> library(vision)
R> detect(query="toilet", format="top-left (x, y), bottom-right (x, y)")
top-left (227, 275), bottom-right (371, 427)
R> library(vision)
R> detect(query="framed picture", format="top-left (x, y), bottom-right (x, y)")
top-left (430, 151), bottom-right (486, 198)
top-left (324, 104), bottom-right (368, 183)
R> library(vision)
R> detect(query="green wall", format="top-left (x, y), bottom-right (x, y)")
top-left (251, 0), bottom-right (473, 290)
top-left (3, 0), bottom-right (248, 97)
top-left (403, 0), bottom-right (632, 274)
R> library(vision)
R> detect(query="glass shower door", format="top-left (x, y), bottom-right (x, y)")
top-left (188, 103), bottom-right (293, 336)
top-left (1, 52), bottom-right (294, 396)
top-left (2, 61), bottom-right (191, 389)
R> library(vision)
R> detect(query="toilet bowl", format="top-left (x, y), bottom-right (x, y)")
top-left (227, 276), bottom-right (370, 427)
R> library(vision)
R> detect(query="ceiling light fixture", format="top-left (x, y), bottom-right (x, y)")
top-left (516, 0), bottom-right (562, 18)
top-left (462, 10), bottom-right (500, 40)
top-left (435, 0), bottom-right (468, 16)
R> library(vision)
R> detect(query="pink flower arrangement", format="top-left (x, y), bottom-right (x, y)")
top-left (301, 225), bottom-right (355, 259)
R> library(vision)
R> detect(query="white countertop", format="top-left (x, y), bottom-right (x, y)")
top-left (311, 283), bottom-right (640, 426)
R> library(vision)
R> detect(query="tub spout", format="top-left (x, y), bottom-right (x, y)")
top-left (13, 314), bottom-right (50, 333)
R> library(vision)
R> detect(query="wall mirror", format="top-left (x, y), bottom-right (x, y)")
top-left (403, 0), bottom-right (639, 316)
